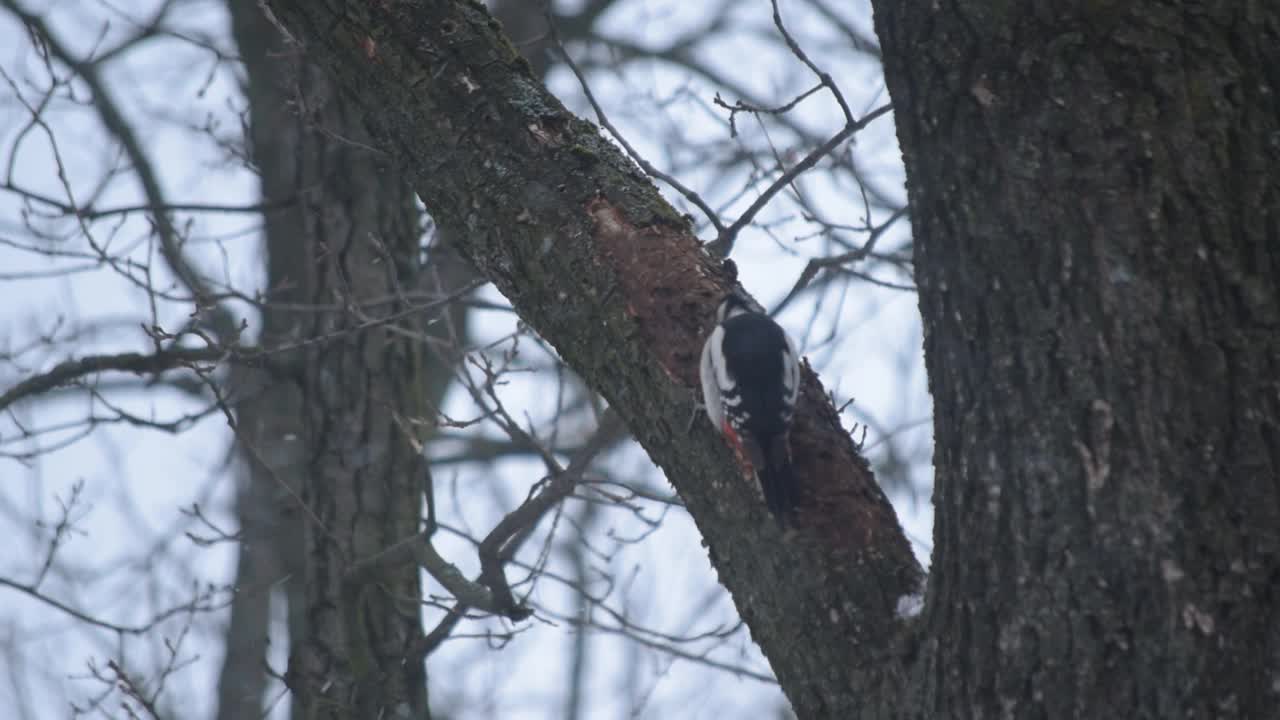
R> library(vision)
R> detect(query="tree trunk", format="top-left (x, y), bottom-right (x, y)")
top-left (216, 3), bottom-right (313, 716)
top-left (871, 2), bottom-right (1280, 717)
top-left (278, 74), bottom-right (431, 720)
top-left (219, 3), bottom-right (436, 717)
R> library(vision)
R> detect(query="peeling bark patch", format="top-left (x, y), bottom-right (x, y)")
top-left (587, 196), bottom-right (718, 386)
top-left (589, 197), bottom-right (919, 581)
top-left (527, 121), bottom-right (564, 148)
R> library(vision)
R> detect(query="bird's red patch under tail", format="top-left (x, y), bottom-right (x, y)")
top-left (721, 421), bottom-right (754, 475)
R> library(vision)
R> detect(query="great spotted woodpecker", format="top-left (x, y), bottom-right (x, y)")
top-left (699, 291), bottom-right (801, 522)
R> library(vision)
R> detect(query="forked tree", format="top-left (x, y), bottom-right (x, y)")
top-left (258, 2), bottom-right (1279, 718)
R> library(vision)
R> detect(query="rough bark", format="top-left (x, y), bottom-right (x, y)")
top-left (258, 2), bottom-right (923, 718)
top-left (280, 77), bottom-right (431, 720)
top-left (216, 4), bottom-right (312, 716)
top-left (872, 2), bottom-right (1280, 717)
top-left (218, 3), bottom-right (435, 717)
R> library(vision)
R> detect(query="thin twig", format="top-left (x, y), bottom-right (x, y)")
top-left (548, 13), bottom-right (725, 235)
top-left (713, 83), bottom-right (823, 138)
top-left (0, 576), bottom-right (225, 636)
top-left (708, 104), bottom-right (890, 258)
top-left (772, 205), bottom-right (909, 314)
top-left (707, 0), bottom-right (891, 258)
top-left (413, 411), bottom-right (628, 658)
top-left (2, 0), bottom-right (235, 336)
top-left (0, 180), bottom-right (299, 220)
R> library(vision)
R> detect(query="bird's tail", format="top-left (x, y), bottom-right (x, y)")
top-left (757, 433), bottom-right (797, 524)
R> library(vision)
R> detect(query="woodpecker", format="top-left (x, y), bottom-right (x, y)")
top-left (699, 291), bottom-right (801, 522)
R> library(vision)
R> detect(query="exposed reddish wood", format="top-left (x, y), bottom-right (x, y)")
top-left (587, 196), bottom-right (720, 386)
top-left (588, 196), bottom-right (918, 572)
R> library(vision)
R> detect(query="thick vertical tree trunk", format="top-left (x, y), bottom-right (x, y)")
top-left (872, 3), bottom-right (1280, 717)
top-left (218, 2), bottom-right (437, 717)
top-left (216, 4), bottom-right (312, 717)
top-left (270, 71), bottom-right (431, 720)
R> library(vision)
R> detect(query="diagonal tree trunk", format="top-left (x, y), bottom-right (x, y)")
top-left (256, 2), bottom-right (922, 717)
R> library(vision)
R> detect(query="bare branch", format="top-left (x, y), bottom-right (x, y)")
top-left (0, 180), bottom-right (298, 220)
top-left (0, 347), bottom-right (224, 413)
top-left (1, 0), bottom-right (233, 334)
top-left (773, 205), bottom-right (909, 314)
top-left (410, 411), bottom-right (628, 657)
top-left (707, 0), bottom-right (892, 257)
top-left (0, 576), bottom-right (227, 636)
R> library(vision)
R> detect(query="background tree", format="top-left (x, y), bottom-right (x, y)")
top-left (216, 1), bottom-right (442, 716)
